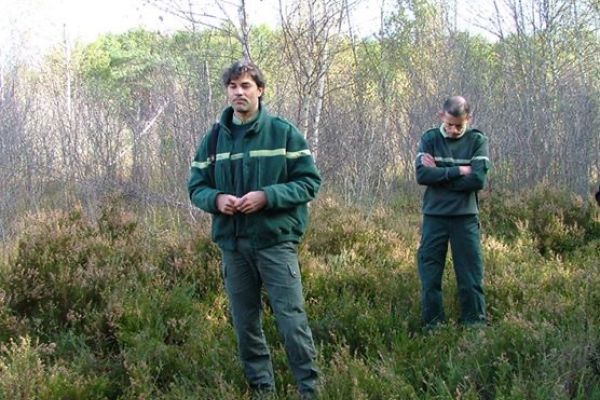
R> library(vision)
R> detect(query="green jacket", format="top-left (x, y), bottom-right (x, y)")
top-left (188, 106), bottom-right (321, 250)
top-left (415, 126), bottom-right (490, 216)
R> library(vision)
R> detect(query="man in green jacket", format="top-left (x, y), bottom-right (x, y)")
top-left (188, 61), bottom-right (321, 399)
top-left (415, 96), bottom-right (490, 330)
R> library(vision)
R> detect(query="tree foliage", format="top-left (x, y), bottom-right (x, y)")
top-left (0, 0), bottom-right (598, 238)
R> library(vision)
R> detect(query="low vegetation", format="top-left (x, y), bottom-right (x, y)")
top-left (0, 188), bottom-right (599, 399)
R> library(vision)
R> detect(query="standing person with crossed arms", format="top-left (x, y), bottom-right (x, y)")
top-left (415, 96), bottom-right (491, 330)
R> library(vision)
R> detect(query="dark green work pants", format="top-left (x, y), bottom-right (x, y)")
top-left (221, 239), bottom-right (318, 395)
top-left (418, 214), bottom-right (486, 327)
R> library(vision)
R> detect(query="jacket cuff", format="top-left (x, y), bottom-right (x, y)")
top-left (261, 186), bottom-right (275, 210)
top-left (203, 191), bottom-right (222, 214)
top-left (446, 166), bottom-right (461, 180)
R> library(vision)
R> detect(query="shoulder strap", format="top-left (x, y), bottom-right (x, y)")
top-left (208, 123), bottom-right (220, 165)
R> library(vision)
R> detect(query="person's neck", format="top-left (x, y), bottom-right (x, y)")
top-left (233, 109), bottom-right (259, 125)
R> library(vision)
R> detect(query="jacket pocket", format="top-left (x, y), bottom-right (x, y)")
top-left (249, 156), bottom-right (287, 189)
top-left (215, 159), bottom-right (233, 192)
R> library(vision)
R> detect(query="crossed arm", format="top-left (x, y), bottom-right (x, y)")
top-left (415, 137), bottom-right (489, 192)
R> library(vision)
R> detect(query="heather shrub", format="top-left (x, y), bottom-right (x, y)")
top-left (303, 196), bottom-right (408, 266)
top-left (0, 336), bottom-right (112, 400)
top-left (301, 197), bottom-right (422, 355)
top-left (0, 293), bottom-right (26, 342)
top-left (481, 186), bottom-right (600, 256)
top-left (0, 189), bottom-right (597, 399)
top-left (2, 207), bottom-right (146, 341)
top-left (156, 232), bottom-right (222, 298)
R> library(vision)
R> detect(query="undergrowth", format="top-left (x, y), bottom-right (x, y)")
top-left (0, 188), bottom-right (598, 399)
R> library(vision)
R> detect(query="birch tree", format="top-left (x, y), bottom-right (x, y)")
top-left (278, 0), bottom-right (351, 161)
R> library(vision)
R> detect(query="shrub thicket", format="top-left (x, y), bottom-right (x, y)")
top-left (480, 185), bottom-right (600, 256)
top-left (0, 189), bottom-right (598, 399)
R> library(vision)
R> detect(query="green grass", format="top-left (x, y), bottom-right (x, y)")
top-left (0, 189), bottom-right (599, 399)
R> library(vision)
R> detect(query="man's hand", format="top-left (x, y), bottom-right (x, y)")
top-left (235, 191), bottom-right (267, 214)
top-left (421, 153), bottom-right (436, 167)
top-left (216, 194), bottom-right (239, 215)
top-left (459, 166), bottom-right (472, 175)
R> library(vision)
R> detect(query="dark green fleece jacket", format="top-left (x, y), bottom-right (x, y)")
top-left (415, 126), bottom-right (490, 216)
top-left (188, 106), bottom-right (321, 250)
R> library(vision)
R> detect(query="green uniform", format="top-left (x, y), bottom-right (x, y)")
top-left (188, 106), bottom-right (321, 395)
top-left (188, 107), bottom-right (320, 250)
top-left (415, 125), bottom-right (490, 327)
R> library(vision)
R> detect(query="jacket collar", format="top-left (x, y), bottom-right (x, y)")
top-left (220, 105), bottom-right (266, 136)
top-left (439, 123), bottom-right (467, 139)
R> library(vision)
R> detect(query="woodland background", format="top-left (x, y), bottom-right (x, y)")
top-left (0, 0), bottom-right (599, 399)
top-left (0, 0), bottom-right (598, 238)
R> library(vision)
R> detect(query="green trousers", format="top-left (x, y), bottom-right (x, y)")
top-left (418, 214), bottom-right (486, 327)
top-left (221, 239), bottom-right (318, 395)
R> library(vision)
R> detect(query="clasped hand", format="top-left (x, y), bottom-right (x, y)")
top-left (217, 191), bottom-right (267, 215)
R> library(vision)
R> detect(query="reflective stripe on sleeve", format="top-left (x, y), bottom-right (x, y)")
top-left (286, 149), bottom-right (312, 159)
top-left (434, 156), bottom-right (490, 165)
top-left (205, 148), bottom-right (312, 162)
top-left (192, 160), bottom-right (211, 169)
top-left (434, 156), bottom-right (472, 164)
top-left (250, 148), bottom-right (286, 157)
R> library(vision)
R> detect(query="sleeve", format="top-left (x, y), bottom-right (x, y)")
top-left (415, 134), bottom-right (462, 186)
top-left (443, 135), bottom-right (490, 192)
top-left (261, 125), bottom-right (321, 209)
top-left (187, 133), bottom-right (223, 214)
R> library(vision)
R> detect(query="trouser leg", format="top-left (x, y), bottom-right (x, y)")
top-left (418, 215), bottom-right (450, 327)
top-left (449, 215), bottom-right (486, 325)
top-left (222, 247), bottom-right (274, 390)
top-left (257, 242), bottom-right (319, 395)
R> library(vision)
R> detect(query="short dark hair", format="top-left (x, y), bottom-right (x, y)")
top-left (221, 60), bottom-right (266, 89)
top-left (443, 96), bottom-right (471, 117)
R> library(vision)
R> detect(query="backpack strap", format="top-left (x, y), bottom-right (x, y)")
top-left (207, 123), bottom-right (220, 168)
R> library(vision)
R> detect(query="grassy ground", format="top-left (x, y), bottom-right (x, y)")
top-left (0, 188), bottom-right (599, 399)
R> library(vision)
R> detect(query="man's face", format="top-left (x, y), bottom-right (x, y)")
top-left (440, 112), bottom-right (470, 138)
top-left (227, 73), bottom-right (263, 118)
